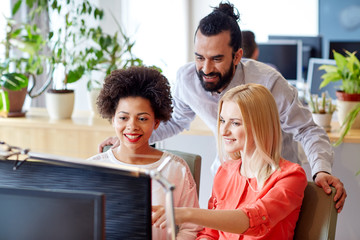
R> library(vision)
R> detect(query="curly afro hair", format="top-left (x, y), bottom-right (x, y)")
top-left (97, 66), bottom-right (173, 122)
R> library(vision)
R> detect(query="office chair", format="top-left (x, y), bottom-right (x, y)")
top-left (102, 146), bottom-right (202, 196)
top-left (161, 149), bottom-right (201, 196)
top-left (294, 181), bottom-right (338, 240)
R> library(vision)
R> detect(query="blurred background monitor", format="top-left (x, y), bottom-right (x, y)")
top-left (307, 58), bottom-right (341, 100)
top-left (0, 158), bottom-right (152, 240)
top-left (328, 41), bottom-right (360, 59)
top-left (0, 187), bottom-right (104, 240)
top-left (257, 40), bottom-right (303, 85)
top-left (268, 35), bottom-right (323, 81)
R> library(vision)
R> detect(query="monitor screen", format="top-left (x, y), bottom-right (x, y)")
top-left (0, 187), bottom-right (104, 240)
top-left (329, 41), bottom-right (360, 59)
top-left (268, 35), bottom-right (323, 80)
top-left (0, 158), bottom-right (152, 239)
top-left (257, 40), bottom-right (303, 84)
top-left (306, 58), bottom-right (341, 99)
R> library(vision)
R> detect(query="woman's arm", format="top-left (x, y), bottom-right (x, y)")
top-left (152, 206), bottom-right (250, 235)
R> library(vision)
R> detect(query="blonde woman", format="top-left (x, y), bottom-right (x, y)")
top-left (153, 83), bottom-right (307, 239)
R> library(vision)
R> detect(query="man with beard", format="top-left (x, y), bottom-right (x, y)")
top-left (100, 1), bottom-right (346, 212)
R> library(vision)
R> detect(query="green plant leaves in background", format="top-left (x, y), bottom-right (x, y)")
top-left (320, 50), bottom-right (360, 94)
top-left (0, 73), bottom-right (28, 91)
top-left (0, 89), bottom-right (9, 117)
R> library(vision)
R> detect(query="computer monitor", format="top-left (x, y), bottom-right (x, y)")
top-left (329, 41), bottom-right (360, 59)
top-left (306, 58), bottom-right (341, 99)
top-left (0, 187), bottom-right (104, 240)
top-left (268, 35), bottom-right (323, 80)
top-left (257, 40), bottom-right (303, 85)
top-left (0, 156), bottom-right (152, 239)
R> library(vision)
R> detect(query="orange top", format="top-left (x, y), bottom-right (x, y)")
top-left (197, 159), bottom-right (307, 240)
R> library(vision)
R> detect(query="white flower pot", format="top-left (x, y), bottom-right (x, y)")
top-left (87, 88), bottom-right (101, 118)
top-left (337, 99), bottom-right (360, 129)
top-left (312, 113), bottom-right (333, 132)
top-left (46, 90), bottom-right (75, 119)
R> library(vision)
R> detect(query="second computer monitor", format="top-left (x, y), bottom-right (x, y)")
top-left (268, 35), bottom-right (323, 79)
top-left (257, 40), bottom-right (303, 85)
top-left (329, 41), bottom-right (360, 59)
top-left (307, 58), bottom-right (341, 99)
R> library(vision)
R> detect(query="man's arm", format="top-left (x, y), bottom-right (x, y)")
top-left (270, 75), bottom-right (346, 213)
top-left (150, 98), bottom-right (196, 143)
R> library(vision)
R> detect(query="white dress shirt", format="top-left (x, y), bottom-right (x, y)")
top-left (150, 59), bottom-right (333, 177)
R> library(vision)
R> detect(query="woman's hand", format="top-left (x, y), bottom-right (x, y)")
top-left (152, 205), bottom-right (167, 229)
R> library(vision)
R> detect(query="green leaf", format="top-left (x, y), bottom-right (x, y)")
top-left (67, 66), bottom-right (85, 84)
top-left (1, 73), bottom-right (28, 90)
top-left (12, 0), bottom-right (23, 16)
top-left (0, 89), bottom-right (10, 116)
top-left (334, 103), bottom-right (360, 147)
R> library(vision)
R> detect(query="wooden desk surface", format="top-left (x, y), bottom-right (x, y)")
top-left (1, 108), bottom-right (359, 159)
top-left (0, 108), bottom-right (114, 159)
top-left (327, 121), bottom-right (360, 144)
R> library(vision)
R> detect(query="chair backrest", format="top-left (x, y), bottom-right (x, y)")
top-left (162, 149), bottom-right (201, 196)
top-left (102, 146), bottom-right (202, 196)
top-left (294, 181), bottom-right (338, 240)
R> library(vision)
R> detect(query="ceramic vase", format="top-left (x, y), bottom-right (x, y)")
top-left (312, 113), bottom-right (333, 132)
top-left (46, 90), bottom-right (75, 119)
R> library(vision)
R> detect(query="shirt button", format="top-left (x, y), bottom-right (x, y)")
top-left (262, 216), bottom-right (266, 221)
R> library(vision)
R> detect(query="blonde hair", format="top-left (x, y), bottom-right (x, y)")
top-left (217, 83), bottom-right (282, 188)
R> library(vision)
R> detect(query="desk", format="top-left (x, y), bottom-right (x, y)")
top-left (327, 122), bottom-right (360, 144)
top-left (0, 108), bottom-right (114, 159)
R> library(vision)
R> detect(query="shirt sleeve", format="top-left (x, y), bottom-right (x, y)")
top-left (270, 76), bottom-right (334, 177)
top-left (150, 69), bottom-right (196, 143)
top-left (240, 164), bottom-right (307, 237)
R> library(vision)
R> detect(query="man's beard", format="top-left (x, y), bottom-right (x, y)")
top-left (196, 62), bottom-right (234, 92)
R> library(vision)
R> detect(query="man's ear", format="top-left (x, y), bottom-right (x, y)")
top-left (154, 119), bottom-right (160, 130)
top-left (234, 48), bottom-right (243, 65)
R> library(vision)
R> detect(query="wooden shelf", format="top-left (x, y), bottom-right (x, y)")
top-left (0, 108), bottom-right (113, 159)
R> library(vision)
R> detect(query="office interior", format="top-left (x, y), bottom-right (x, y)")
top-left (1, 0), bottom-right (360, 239)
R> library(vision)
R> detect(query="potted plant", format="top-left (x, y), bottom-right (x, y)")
top-left (308, 92), bottom-right (336, 132)
top-left (40, 0), bottom-right (104, 119)
top-left (319, 50), bottom-right (360, 145)
top-left (0, 17), bottom-right (48, 117)
top-left (82, 21), bottom-right (143, 116)
top-left (82, 17), bottom-right (161, 116)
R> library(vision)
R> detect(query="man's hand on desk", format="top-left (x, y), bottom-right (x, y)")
top-left (98, 136), bottom-right (119, 153)
top-left (314, 171), bottom-right (347, 213)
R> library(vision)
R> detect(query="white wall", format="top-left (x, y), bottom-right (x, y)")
top-left (189, 0), bottom-right (318, 47)
top-left (72, 0), bottom-right (318, 110)
top-left (0, 2), bottom-right (10, 59)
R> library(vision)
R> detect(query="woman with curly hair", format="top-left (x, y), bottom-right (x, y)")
top-left (87, 66), bottom-right (201, 239)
